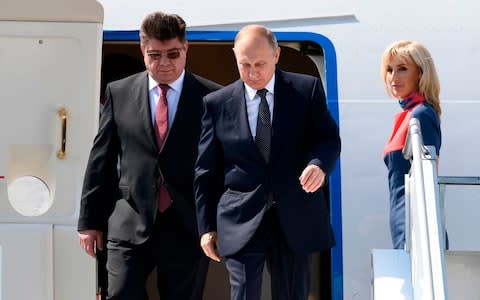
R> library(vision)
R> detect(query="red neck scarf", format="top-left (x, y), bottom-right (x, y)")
top-left (383, 92), bottom-right (425, 156)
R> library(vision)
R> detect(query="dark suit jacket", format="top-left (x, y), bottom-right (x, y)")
top-left (78, 70), bottom-right (221, 244)
top-left (194, 69), bottom-right (341, 256)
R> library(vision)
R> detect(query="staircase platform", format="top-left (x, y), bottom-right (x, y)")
top-left (446, 251), bottom-right (480, 299)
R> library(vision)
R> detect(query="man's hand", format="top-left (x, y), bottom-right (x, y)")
top-left (299, 164), bottom-right (326, 193)
top-left (78, 230), bottom-right (104, 258)
top-left (200, 231), bottom-right (221, 262)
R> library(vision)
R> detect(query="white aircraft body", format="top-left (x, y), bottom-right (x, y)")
top-left (0, 0), bottom-right (479, 299)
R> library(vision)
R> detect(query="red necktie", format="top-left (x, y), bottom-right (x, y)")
top-left (156, 84), bottom-right (171, 212)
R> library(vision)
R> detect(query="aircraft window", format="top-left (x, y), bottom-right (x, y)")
top-left (7, 176), bottom-right (51, 216)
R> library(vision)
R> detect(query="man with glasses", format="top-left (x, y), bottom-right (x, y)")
top-left (77, 11), bottom-right (221, 300)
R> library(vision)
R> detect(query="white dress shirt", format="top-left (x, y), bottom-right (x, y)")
top-left (148, 69), bottom-right (185, 128)
top-left (244, 75), bottom-right (275, 138)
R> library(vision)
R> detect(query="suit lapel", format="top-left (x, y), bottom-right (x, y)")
top-left (225, 81), bottom-right (255, 144)
top-left (271, 70), bottom-right (293, 160)
top-left (168, 71), bottom-right (195, 138)
top-left (136, 72), bottom-right (159, 151)
top-left (223, 80), bottom-right (268, 164)
top-left (138, 71), bottom-right (198, 153)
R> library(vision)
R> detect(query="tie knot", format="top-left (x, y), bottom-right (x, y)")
top-left (158, 84), bottom-right (170, 95)
top-left (257, 88), bottom-right (268, 99)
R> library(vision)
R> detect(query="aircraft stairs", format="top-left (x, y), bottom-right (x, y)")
top-left (372, 118), bottom-right (480, 299)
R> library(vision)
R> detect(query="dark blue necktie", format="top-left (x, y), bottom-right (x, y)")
top-left (255, 89), bottom-right (271, 163)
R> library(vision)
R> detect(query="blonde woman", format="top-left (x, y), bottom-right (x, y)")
top-left (381, 40), bottom-right (442, 249)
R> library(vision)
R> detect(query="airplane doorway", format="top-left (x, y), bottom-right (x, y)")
top-left (100, 37), bottom-right (332, 300)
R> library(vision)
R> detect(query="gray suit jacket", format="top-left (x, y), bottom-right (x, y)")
top-left (78, 70), bottom-right (221, 244)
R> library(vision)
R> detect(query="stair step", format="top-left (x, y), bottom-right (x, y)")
top-left (445, 251), bottom-right (480, 299)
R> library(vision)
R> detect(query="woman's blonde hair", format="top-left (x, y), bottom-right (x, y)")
top-left (381, 40), bottom-right (441, 116)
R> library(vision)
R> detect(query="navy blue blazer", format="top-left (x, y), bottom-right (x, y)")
top-left (194, 69), bottom-right (341, 256)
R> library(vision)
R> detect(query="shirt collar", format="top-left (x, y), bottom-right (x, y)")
top-left (148, 69), bottom-right (186, 93)
top-left (244, 75), bottom-right (275, 101)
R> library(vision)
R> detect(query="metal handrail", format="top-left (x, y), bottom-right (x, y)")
top-left (403, 118), bottom-right (447, 300)
top-left (438, 176), bottom-right (480, 186)
top-left (437, 176), bottom-right (480, 253)
top-left (402, 119), bottom-right (431, 161)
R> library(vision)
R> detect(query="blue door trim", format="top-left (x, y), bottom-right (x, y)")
top-left (104, 30), bottom-right (344, 300)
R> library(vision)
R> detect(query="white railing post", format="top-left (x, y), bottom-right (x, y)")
top-left (403, 118), bottom-right (447, 300)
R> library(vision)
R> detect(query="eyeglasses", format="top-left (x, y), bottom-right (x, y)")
top-left (146, 48), bottom-right (183, 60)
